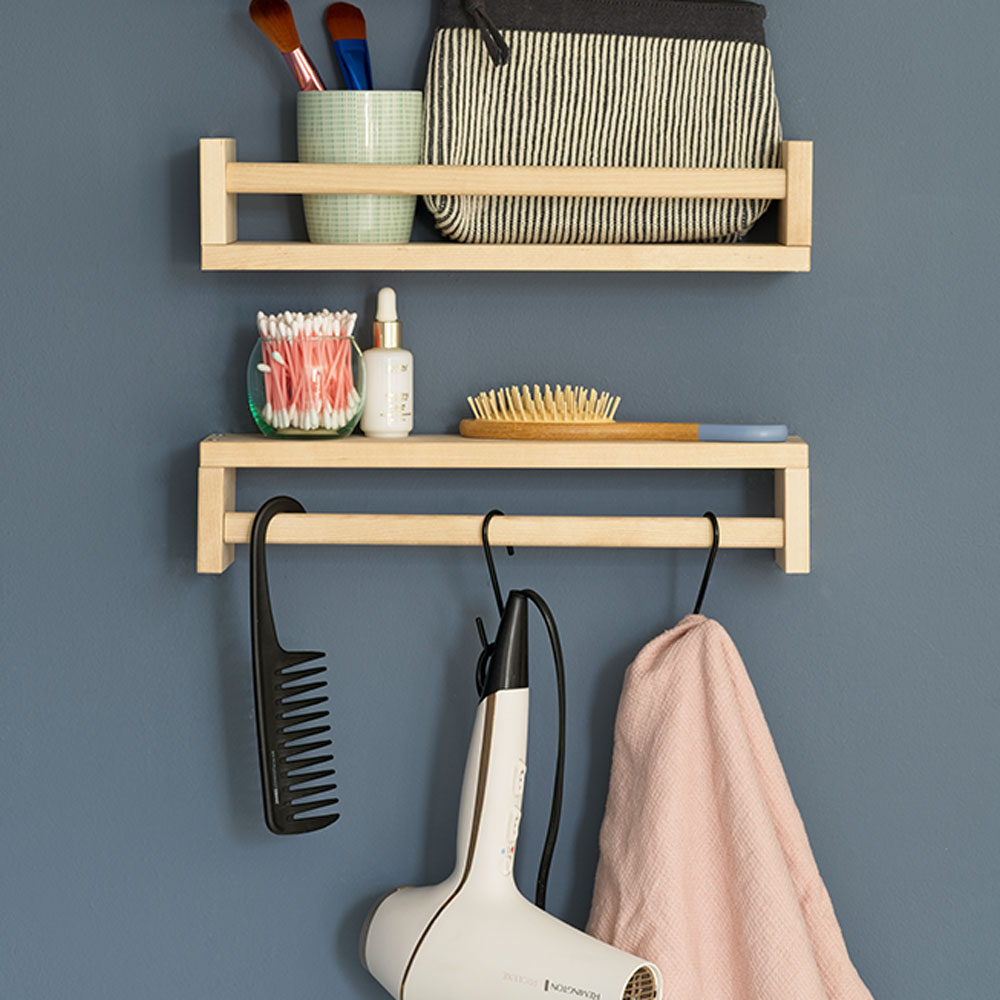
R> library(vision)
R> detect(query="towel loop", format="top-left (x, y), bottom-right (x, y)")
top-left (693, 511), bottom-right (720, 615)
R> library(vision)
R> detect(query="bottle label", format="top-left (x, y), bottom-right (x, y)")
top-left (379, 392), bottom-right (411, 420)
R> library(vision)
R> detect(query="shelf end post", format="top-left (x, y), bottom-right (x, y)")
top-left (200, 138), bottom-right (237, 261)
top-left (777, 140), bottom-right (813, 249)
top-left (197, 465), bottom-right (236, 573)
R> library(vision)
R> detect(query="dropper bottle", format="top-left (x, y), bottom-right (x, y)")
top-left (361, 287), bottom-right (413, 438)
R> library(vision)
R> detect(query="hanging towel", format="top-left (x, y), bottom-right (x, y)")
top-left (587, 614), bottom-right (873, 1000)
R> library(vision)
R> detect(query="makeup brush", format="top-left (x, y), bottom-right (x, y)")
top-left (325, 3), bottom-right (374, 90)
top-left (249, 0), bottom-right (325, 91)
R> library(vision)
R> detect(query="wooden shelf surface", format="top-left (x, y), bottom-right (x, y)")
top-left (200, 433), bottom-right (809, 470)
top-left (201, 241), bottom-right (809, 273)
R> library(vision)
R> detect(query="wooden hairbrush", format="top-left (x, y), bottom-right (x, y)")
top-left (460, 384), bottom-right (788, 442)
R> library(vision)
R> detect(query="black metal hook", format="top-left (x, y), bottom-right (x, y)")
top-left (693, 511), bottom-right (720, 615)
top-left (481, 508), bottom-right (514, 617)
top-left (473, 509), bottom-right (516, 693)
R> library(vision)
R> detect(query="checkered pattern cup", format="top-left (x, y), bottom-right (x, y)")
top-left (297, 90), bottom-right (423, 244)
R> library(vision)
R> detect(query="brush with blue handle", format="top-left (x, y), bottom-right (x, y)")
top-left (460, 384), bottom-right (789, 441)
top-left (325, 3), bottom-right (373, 89)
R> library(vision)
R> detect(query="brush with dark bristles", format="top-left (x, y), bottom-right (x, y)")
top-left (250, 0), bottom-right (325, 91)
top-left (251, 497), bottom-right (339, 835)
top-left (325, 3), bottom-right (373, 89)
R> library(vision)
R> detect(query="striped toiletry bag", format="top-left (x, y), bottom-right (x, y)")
top-left (423, 0), bottom-right (782, 244)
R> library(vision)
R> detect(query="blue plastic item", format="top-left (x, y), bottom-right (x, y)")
top-left (698, 424), bottom-right (789, 442)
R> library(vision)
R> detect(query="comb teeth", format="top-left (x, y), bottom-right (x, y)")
top-left (282, 710), bottom-right (329, 729)
top-left (272, 678), bottom-right (340, 828)
top-left (262, 655), bottom-right (339, 832)
top-left (280, 679), bottom-right (326, 697)
top-left (280, 695), bottom-right (327, 713)
top-left (286, 799), bottom-right (340, 821)
top-left (281, 754), bottom-right (334, 773)
top-left (280, 650), bottom-right (325, 670)
top-left (281, 724), bottom-right (331, 744)
top-left (287, 767), bottom-right (336, 784)
top-left (289, 780), bottom-right (338, 798)
top-left (282, 738), bottom-right (333, 757)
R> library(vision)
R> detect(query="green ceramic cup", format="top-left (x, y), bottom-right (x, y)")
top-left (297, 90), bottom-right (423, 244)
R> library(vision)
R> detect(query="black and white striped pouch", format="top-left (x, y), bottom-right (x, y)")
top-left (423, 0), bottom-right (782, 244)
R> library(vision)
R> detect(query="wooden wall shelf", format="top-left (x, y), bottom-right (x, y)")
top-left (197, 434), bottom-right (810, 575)
top-left (199, 139), bottom-right (812, 273)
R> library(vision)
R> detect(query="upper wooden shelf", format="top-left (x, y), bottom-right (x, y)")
top-left (197, 434), bottom-right (810, 575)
top-left (199, 139), bottom-right (812, 273)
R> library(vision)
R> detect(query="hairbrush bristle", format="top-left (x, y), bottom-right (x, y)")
top-left (325, 2), bottom-right (367, 41)
top-left (249, 0), bottom-right (302, 53)
top-left (466, 384), bottom-right (622, 423)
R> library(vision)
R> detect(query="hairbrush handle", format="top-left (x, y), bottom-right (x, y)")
top-left (459, 420), bottom-right (788, 442)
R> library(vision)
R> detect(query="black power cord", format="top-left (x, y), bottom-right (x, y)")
top-left (475, 536), bottom-right (567, 911)
top-left (520, 589), bottom-right (567, 912)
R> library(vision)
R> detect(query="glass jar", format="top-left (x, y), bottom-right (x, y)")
top-left (247, 334), bottom-right (365, 437)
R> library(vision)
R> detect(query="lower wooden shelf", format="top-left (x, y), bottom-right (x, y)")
top-left (197, 434), bottom-right (810, 575)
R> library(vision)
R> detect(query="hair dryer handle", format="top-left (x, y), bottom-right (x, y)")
top-left (454, 689), bottom-right (529, 887)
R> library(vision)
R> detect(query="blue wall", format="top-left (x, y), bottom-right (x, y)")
top-left (2, 2), bottom-right (997, 997)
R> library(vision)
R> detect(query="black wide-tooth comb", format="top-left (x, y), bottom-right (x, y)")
top-left (250, 496), bottom-right (340, 834)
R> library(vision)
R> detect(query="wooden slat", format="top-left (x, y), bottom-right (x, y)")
top-left (199, 434), bottom-right (810, 471)
top-left (227, 162), bottom-right (788, 199)
top-left (222, 513), bottom-right (785, 550)
top-left (201, 241), bottom-right (810, 273)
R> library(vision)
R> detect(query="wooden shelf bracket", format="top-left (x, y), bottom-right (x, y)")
top-left (196, 435), bottom-right (810, 575)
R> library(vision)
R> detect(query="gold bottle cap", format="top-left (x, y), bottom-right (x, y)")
top-left (373, 320), bottom-right (402, 349)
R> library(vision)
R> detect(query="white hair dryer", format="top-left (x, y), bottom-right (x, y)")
top-left (362, 591), bottom-right (661, 1000)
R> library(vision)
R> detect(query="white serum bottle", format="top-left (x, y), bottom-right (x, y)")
top-left (361, 287), bottom-right (413, 438)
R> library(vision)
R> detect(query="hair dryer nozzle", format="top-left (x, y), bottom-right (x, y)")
top-left (365, 882), bottom-right (662, 1000)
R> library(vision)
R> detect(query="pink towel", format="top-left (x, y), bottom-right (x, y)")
top-left (587, 615), bottom-right (873, 1000)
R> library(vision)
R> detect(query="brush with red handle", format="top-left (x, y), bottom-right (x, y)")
top-left (249, 0), bottom-right (325, 91)
top-left (325, 3), bottom-right (373, 90)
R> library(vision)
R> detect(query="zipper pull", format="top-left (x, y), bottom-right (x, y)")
top-left (463, 0), bottom-right (510, 66)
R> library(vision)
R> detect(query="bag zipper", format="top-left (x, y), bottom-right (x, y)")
top-left (463, 0), bottom-right (511, 66)
top-left (462, 1), bottom-right (763, 65)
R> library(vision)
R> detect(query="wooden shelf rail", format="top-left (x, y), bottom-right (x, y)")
top-left (197, 434), bottom-right (810, 575)
top-left (199, 139), bottom-right (812, 272)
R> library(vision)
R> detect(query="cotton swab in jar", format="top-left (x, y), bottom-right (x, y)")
top-left (254, 309), bottom-right (362, 433)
